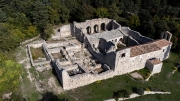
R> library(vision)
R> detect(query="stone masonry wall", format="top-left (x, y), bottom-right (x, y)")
top-left (53, 24), bottom-right (72, 38)
top-left (115, 44), bottom-right (171, 75)
top-left (62, 70), bottom-right (114, 90)
top-left (121, 27), bottom-right (153, 44)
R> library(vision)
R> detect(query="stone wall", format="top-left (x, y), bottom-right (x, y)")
top-left (127, 36), bottom-right (139, 46)
top-left (152, 63), bottom-right (163, 74)
top-left (74, 18), bottom-right (121, 35)
top-left (146, 60), bottom-right (163, 74)
top-left (53, 24), bottom-right (72, 38)
top-left (46, 42), bottom-right (69, 48)
top-left (121, 27), bottom-right (153, 44)
top-left (85, 37), bottom-right (117, 70)
top-left (62, 69), bottom-right (114, 90)
top-left (115, 44), bottom-right (171, 75)
top-left (27, 43), bottom-right (51, 66)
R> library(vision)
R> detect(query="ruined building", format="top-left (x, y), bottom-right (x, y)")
top-left (28, 18), bottom-right (172, 90)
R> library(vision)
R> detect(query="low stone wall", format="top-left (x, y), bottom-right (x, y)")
top-left (65, 44), bottom-right (81, 51)
top-left (46, 42), bottom-right (69, 49)
top-left (27, 44), bottom-right (50, 66)
top-left (49, 48), bottom-right (61, 53)
top-left (33, 61), bottom-right (50, 66)
top-left (62, 69), bottom-right (115, 90)
top-left (28, 41), bottom-right (44, 48)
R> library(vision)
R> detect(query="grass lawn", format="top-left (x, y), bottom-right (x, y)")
top-left (30, 47), bottom-right (45, 60)
top-left (63, 52), bottom-right (180, 101)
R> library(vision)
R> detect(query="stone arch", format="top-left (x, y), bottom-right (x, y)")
top-left (94, 24), bottom-right (99, 33)
top-left (101, 23), bottom-right (106, 31)
top-left (86, 26), bottom-right (91, 34)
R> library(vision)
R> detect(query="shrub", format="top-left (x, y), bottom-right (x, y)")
top-left (145, 88), bottom-right (150, 91)
top-left (172, 66), bottom-right (177, 70)
top-left (137, 68), bottom-right (151, 79)
top-left (133, 87), bottom-right (144, 95)
top-left (113, 89), bottom-right (130, 100)
top-left (30, 47), bottom-right (45, 60)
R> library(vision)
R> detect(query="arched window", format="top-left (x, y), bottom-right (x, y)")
top-left (86, 26), bottom-right (91, 34)
top-left (101, 23), bottom-right (105, 31)
top-left (94, 25), bottom-right (99, 33)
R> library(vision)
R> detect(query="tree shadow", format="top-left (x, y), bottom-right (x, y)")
top-left (39, 92), bottom-right (69, 101)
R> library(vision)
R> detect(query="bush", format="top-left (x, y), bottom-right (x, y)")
top-left (137, 68), bottom-right (151, 79)
top-left (172, 66), bottom-right (177, 70)
top-left (145, 88), bottom-right (150, 91)
top-left (133, 87), bottom-right (144, 95)
top-left (113, 89), bottom-right (130, 100)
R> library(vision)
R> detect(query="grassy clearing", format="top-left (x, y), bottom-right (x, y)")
top-left (136, 68), bottom-right (151, 79)
top-left (64, 52), bottom-right (180, 101)
top-left (30, 47), bottom-right (45, 60)
top-left (20, 66), bottom-right (41, 101)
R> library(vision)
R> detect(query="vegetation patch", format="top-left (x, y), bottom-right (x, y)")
top-left (30, 47), bottom-right (45, 60)
top-left (136, 68), bottom-right (151, 79)
top-left (132, 87), bottom-right (144, 95)
top-left (113, 89), bottom-right (130, 100)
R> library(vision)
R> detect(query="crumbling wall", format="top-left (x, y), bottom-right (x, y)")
top-left (46, 42), bottom-right (69, 48)
top-left (53, 24), bottom-right (72, 38)
top-left (27, 44), bottom-right (51, 66)
top-left (74, 18), bottom-right (121, 35)
top-left (121, 27), bottom-right (153, 44)
top-left (127, 36), bottom-right (139, 46)
top-left (161, 45), bottom-right (171, 60)
top-left (62, 70), bottom-right (114, 90)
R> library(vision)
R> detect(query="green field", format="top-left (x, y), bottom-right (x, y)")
top-left (62, 52), bottom-right (180, 101)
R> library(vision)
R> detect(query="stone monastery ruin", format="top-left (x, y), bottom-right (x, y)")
top-left (28, 18), bottom-right (172, 90)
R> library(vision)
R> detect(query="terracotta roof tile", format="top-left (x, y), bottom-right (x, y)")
top-left (148, 58), bottom-right (162, 65)
top-left (130, 39), bottom-right (171, 57)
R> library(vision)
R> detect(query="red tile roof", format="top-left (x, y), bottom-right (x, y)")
top-left (130, 39), bottom-right (171, 57)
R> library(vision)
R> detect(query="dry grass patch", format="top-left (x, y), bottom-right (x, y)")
top-left (30, 47), bottom-right (45, 60)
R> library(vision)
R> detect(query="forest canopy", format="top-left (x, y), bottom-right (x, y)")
top-left (0, 0), bottom-right (180, 52)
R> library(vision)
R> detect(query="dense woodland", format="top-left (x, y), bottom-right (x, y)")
top-left (0, 0), bottom-right (180, 99)
top-left (0, 0), bottom-right (180, 52)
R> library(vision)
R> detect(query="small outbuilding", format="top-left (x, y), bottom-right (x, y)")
top-left (146, 58), bottom-right (163, 74)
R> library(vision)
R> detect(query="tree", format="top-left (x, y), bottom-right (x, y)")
top-left (0, 60), bottom-right (22, 96)
top-left (128, 15), bottom-right (140, 30)
top-left (165, 6), bottom-right (179, 18)
top-left (141, 21), bottom-right (155, 38)
top-left (95, 7), bottom-right (109, 18)
top-left (108, 3), bottom-right (121, 21)
top-left (47, 6), bottom-right (60, 24)
top-left (30, 1), bottom-right (49, 31)
top-left (0, 9), bottom-right (7, 22)
top-left (171, 36), bottom-right (178, 49)
top-left (43, 24), bottom-right (54, 40)
top-left (154, 20), bottom-right (170, 38)
top-left (136, 88), bottom-right (144, 95)
top-left (0, 23), bottom-right (21, 51)
top-left (138, 9), bottom-right (152, 23)
top-left (58, 5), bottom-right (70, 23)
top-left (113, 89), bottom-right (130, 100)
